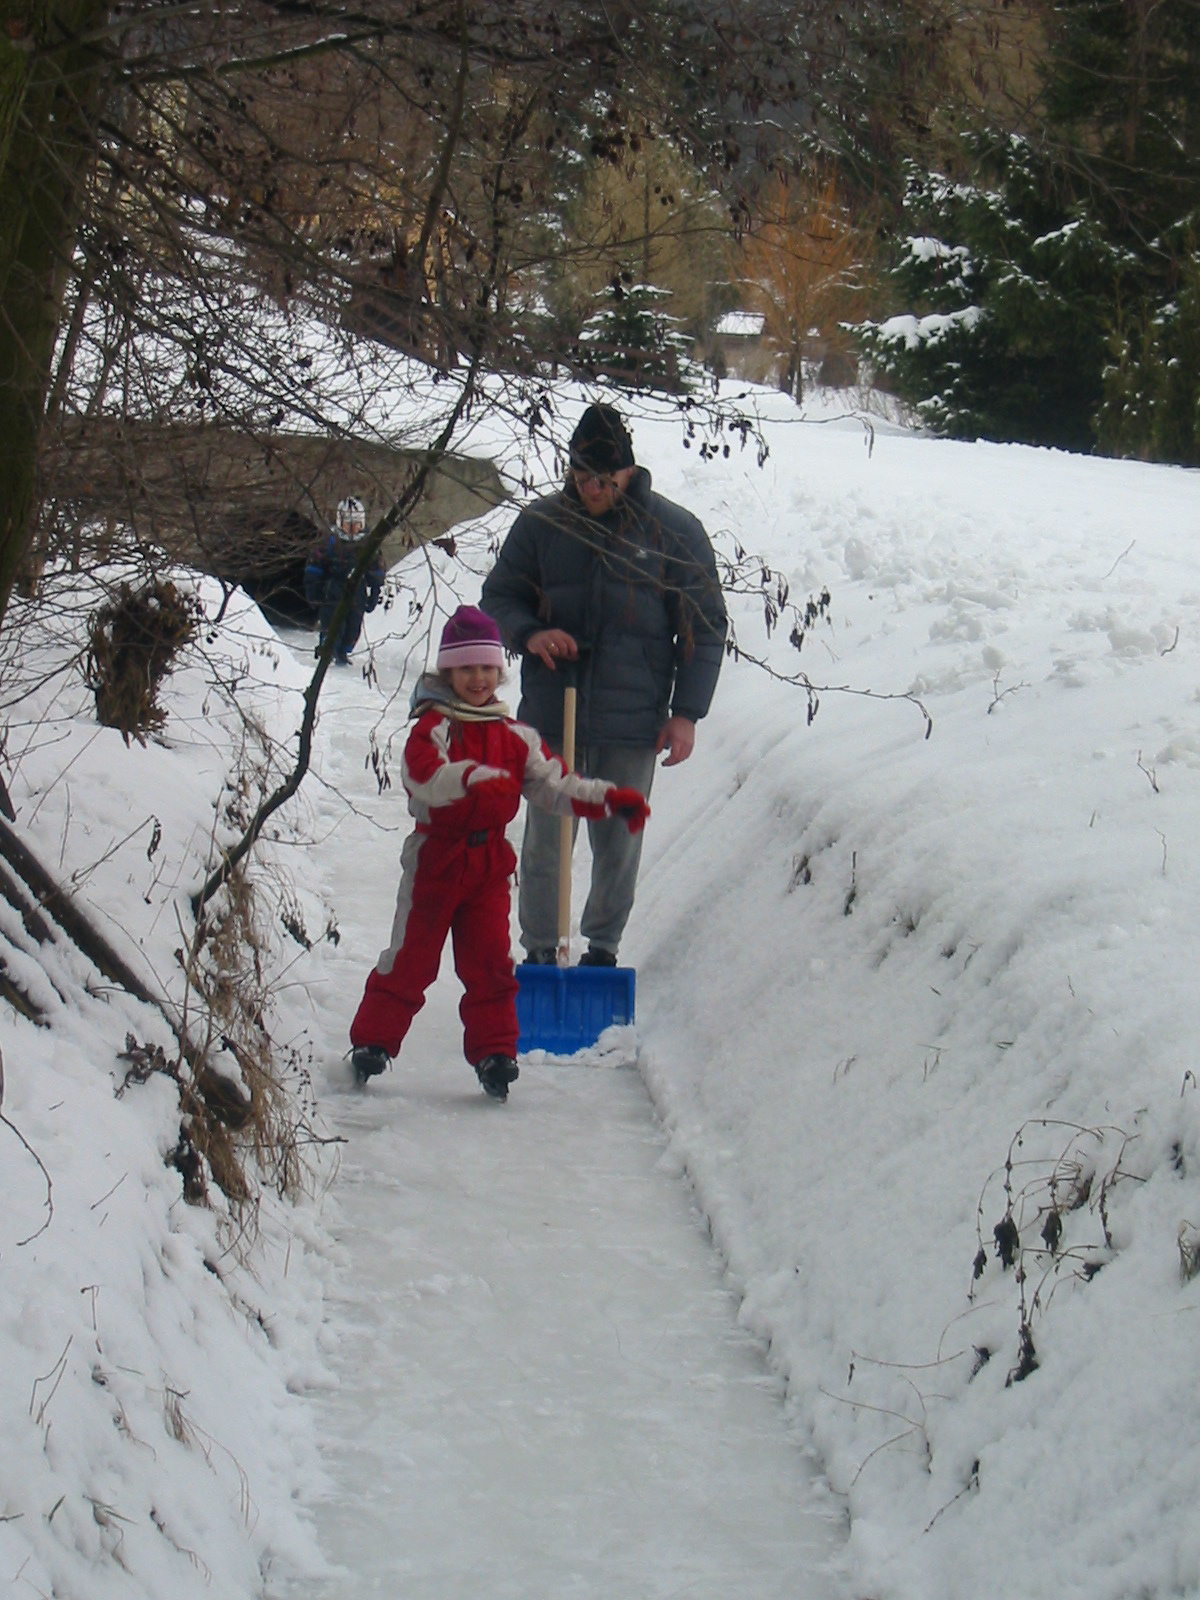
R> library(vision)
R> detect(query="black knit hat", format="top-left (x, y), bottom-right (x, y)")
top-left (569, 404), bottom-right (635, 473)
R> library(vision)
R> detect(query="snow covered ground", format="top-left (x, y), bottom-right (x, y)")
top-left (3, 375), bottom-right (1200, 1600)
top-left (268, 638), bottom-right (847, 1600)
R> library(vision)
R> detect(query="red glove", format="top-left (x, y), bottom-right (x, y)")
top-left (606, 786), bottom-right (651, 833)
top-left (571, 795), bottom-right (608, 821)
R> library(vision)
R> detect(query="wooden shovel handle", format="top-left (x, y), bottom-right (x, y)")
top-left (557, 681), bottom-right (576, 964)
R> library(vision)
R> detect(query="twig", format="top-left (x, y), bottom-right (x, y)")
top-left (848, 1348), bottom-right (962, 1374)
top-left (721, 627), bottom-right (934, 739)
top-left (30, 1338), bottom-right (72, 1425)
top-left (1102, 539), bottom-right (1135, 579)
top-left (68, 815), bottom-right (161, 888)
top-left (987, 672), bottom-right (1028, 714)
top-left (90, 1172), bottom-right (127, 1210)
top-left (848, 1427), bottom-right (921, 1486)
top-left (1, 1100), bottom-right (54, 1244)
top-left (925, 1461), bottom-right (980, 1531)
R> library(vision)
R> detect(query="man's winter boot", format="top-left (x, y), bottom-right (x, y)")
top-left (476, 1054), bottom-right (519, 1101)
top-left (578, 946), bottom-right (617, 967)
top-left (352, 1044), bottom-right (390, 1084)
top-left (521, 948), bottom-right (556, 965)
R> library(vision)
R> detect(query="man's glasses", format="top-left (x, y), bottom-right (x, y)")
top-left (573, 468), bottom-right (619, 490)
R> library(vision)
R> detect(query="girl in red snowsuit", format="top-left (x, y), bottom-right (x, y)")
top-left (349, 606), bottom-right (649, 1099)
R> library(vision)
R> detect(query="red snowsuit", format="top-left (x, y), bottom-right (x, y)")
top-left (350, 680), bottom-right (615, 1065)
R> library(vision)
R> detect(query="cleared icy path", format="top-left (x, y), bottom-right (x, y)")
top-left (277, 647), bottom-right (848, 1599)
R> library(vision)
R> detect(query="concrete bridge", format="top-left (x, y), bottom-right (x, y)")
top-left (40, 419), bottom-right (508, 616)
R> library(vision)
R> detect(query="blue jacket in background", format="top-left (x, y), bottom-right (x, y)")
top-left (304, 530), bottom-right (385, 656)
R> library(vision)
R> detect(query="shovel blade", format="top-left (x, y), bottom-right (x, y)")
top-left (515, 963), bottom-right (636, 1055)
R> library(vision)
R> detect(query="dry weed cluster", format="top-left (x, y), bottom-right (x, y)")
top-left (174, 864), bottom-right (326, 1218)
top-left (84, 580), bottom-right (202, 744)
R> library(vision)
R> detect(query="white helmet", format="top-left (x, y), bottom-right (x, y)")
top-left (336, 496), bottom-right (366, 537)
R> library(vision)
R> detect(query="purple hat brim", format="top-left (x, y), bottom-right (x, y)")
top-left (437, 641), bottom-right (504, 670)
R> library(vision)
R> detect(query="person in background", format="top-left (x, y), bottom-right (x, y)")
top-left (480, 402), bottom-right (726, 967)
top-left (348, 605), bottom-right (650, 1100)
top-left (304, 495), bottom-right (385, 664)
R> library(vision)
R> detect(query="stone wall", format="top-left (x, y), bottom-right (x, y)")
top-left (38, 419), bottom-right (507, 605)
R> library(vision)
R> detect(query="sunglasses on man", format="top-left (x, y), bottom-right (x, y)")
top-left (572, 467), bottom-right (621, 490)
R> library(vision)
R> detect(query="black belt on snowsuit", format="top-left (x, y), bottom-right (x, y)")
top-left (415, 824), bottom-right (495, 848)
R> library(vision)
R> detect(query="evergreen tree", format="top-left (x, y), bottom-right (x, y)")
top-left (856, 137), bottom-right (1126, 449)
top-left (1041, 0), bottom-right (1200, 247)
top-left (1097, 235), bottom-right (1200, 462)
top-left (575, 278), bottom-right (698, 392)
top-left (846, 2), bottom-right (1200, 462)
top-left (1041, 0), bottom-right (1200, 462)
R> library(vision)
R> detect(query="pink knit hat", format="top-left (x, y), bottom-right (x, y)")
top-left (437, 605), bottom-right (504, 670)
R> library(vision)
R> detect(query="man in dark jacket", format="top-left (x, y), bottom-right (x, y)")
top-left (480, 402), bottom-right (727, 966)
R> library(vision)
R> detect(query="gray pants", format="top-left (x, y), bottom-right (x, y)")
top-left (519, 743), bottom-right (657, 958)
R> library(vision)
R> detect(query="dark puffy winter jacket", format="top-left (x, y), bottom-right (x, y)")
top-left (480, 467), bottom-right (727, 748)
top-left (303, 531), bottom-right (385, 631)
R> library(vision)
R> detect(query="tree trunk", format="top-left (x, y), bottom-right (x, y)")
top-left (786, 340), bottom-right (804, 402)
top-left (0, 1), bottom-right (108, 630)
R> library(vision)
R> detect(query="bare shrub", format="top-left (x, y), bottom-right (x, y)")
top-left (178, 861), bottom-right (328, 1217)
top-left (84, 579), bottom-right (202, 743)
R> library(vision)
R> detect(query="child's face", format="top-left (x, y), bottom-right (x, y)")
top-left (449, 664), bottom-right (501, 706)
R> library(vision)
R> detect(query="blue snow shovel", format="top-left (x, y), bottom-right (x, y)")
top-left (515, 666), bottom-right (636, 1054)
